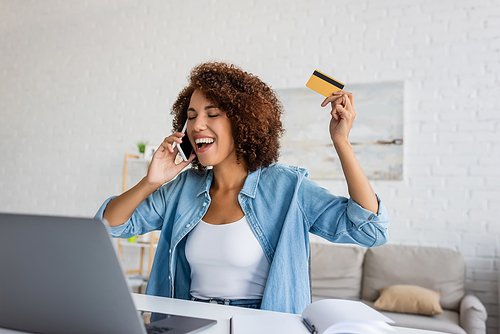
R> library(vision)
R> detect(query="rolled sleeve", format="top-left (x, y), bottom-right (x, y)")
top-left (303, 176), bottom-right (390, 247)
top-left (94, 193), bottom-right (164, 239)
top-left (94, 196), bottom-right (116, 220)
top-left (346, 195), bottom-right (390, 246)
top-left (94, 196), bottom-right (134, 238)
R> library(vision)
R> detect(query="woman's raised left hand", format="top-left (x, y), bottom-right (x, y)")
top-left (321, 91), bottom-right (356, 146)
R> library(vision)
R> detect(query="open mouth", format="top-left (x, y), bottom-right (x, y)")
top-left (194, 138), bottom-right (215, 151)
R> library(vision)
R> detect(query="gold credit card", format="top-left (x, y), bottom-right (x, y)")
top-left (305, 70), bottom-right (345, 97)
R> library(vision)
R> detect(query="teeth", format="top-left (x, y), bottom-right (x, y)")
top-left (195, 138), bottom-right (214, 144)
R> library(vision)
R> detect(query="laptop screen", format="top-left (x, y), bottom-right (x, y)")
top-left (0, 213), bottom-right (215, 334)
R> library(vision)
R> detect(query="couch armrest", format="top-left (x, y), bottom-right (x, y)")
top-left (459, 294), bottom-right (487, 334)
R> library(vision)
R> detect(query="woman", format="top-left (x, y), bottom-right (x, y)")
top-left (95, 62), bottom-right (389, 317)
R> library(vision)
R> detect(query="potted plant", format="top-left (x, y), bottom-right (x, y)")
top-left (137, 141), bottom-right (147, 159)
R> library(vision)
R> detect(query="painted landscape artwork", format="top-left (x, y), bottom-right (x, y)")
top-left (276, 82), bottom-right (404, 180)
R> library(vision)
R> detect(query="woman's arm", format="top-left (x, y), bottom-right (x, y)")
top-left (321, 91), bottom-right (379, 214)
top-left (103, 132), bottom-right (195, 227)
top-left (103, 177), bottom-right (161, 227)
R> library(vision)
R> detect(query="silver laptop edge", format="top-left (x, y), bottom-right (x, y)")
top-left (0, 213), bottom-right (215, 334)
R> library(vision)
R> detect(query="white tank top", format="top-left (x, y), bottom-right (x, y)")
top-left (185, 216), bottom-right (271, 300)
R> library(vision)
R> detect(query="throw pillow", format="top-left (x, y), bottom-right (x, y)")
top-left (374, 284), bottom-right (443, 316)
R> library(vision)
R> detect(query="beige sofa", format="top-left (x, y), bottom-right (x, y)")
top-left (310, 243), bottom-right (487, 334)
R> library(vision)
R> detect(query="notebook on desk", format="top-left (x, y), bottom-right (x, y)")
top-left (0, 213), bottom-right (216, 334)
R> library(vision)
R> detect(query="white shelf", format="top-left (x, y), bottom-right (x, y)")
top-left (119, 241), bottom-right (158, 248)
top-left (127, 158), bottom-right (150, 163)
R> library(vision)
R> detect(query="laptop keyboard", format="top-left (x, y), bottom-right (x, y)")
top-left (145, 324), bottom-right (174, 333)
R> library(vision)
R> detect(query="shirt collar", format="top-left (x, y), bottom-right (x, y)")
top-left (240, 168), bottom-right (260, 198)
top-left (196, 167), bottom-right (262, 199)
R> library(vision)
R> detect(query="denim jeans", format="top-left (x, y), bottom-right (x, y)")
top-left (190, 296), bottom-right (262, 309)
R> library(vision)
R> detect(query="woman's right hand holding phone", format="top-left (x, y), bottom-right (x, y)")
top-left (145, 132), bottom-right (195, 188)
top-left (104, 132), bottom-right (195, 227)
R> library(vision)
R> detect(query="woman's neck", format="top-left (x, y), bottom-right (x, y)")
top-left (211, 159), bottom-right (248, 192)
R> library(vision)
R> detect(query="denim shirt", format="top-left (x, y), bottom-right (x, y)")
top-left (95, 163), bottom-right (389, 315)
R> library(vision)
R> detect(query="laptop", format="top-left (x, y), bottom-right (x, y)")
top-left (0, 213), bottom-right (216, 334)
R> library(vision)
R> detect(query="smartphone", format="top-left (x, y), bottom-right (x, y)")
top-left (172, 120), bottom-right (194, 162)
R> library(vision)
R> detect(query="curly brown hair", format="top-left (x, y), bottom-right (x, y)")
top-left (171, 62), bottom-right (285, 172)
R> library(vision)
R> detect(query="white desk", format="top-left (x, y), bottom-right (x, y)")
top-left (0, 294), bottom-right (447, 334)
top-left (132, 294), bottom-right (447, 334)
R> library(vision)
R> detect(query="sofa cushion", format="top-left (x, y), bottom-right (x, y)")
top-left (362, 244), bottom-right (465, 311)
top-left (363, 300), bottom-right (466, 334)
top-left (374, 284), bottom-right (443, 315)
top-left (310, 243), bottom-right (364, 301)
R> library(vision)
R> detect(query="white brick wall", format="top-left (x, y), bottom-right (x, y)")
top-left (1, 0), bottom-right (499, 332)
